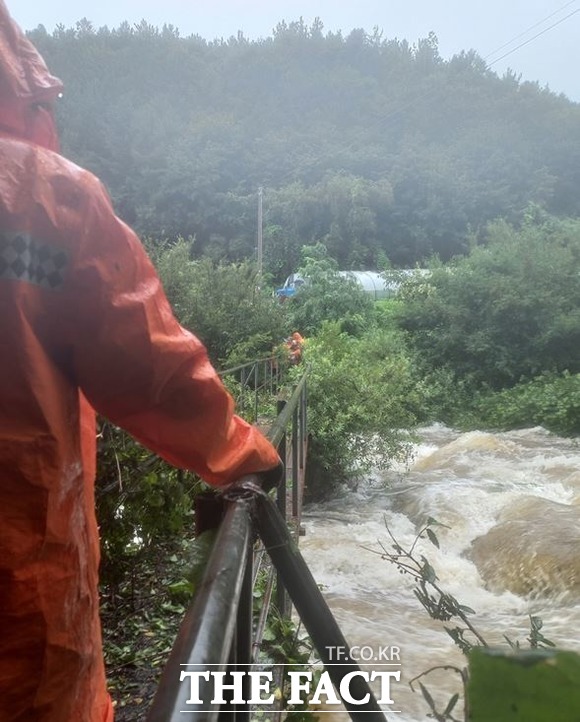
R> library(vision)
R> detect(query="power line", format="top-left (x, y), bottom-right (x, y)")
top-left (487, 7), bottom-right (580, 68)
top-left (345, 7), bottom-right (580, 134)
top-left (484, 0), bottom-right (578, 62)
top-left (266, 4), bottom-right (580, 190)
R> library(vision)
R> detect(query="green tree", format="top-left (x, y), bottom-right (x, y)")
top-left (286, 243), bottom-right (375, 335)
top-left (301, 322), bottom-right (416, 498)
top-left (149, 238), bottom-right (290, 364)
top-left (396, 212), bottom-right (580, 391)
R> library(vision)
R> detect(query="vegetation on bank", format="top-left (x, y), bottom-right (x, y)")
top-left (394, 209), bottom-right (580, 434)
top-left (97, 210), bottom-right (580, 568)
top-left (97, 212), bottom-right (580, 718)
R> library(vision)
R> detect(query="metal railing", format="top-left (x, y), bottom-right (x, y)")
top-left (219, 356), bottom-right (283, 423)
top-left (146, 367), bottom-right (388, 722)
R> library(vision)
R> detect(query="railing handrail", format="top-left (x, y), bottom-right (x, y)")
top-left (145, 499), bottom-right (253, 719)
top-left (267, 369), bottom-right (308, 448)
top-left (218, 355), bottom-right (284, 423)
top-left (218, 355), bottom-right (279, 377)
top-left (145, 367), bottom-right (388, 722)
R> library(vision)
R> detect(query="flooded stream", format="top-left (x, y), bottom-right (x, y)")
top-left (300, 425), bottom-right (580, 721)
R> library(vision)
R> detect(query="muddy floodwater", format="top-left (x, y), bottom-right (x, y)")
top-left (300, 425), bottom-right (580, 721)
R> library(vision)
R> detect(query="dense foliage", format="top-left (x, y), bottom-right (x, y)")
top-left (300, 321), bottom-right (416, 497)
top-left (474, 372), bottom-right (580, 436)
top-left (147, 237), bottom-right (289, 364)
top-left (392, 210), bottom-right (580, 433)
top-left (396, 211), bottom-right (580, 389)
top-left (28, 19), bottom-right (580, 278)
top-left (96, 421), bottom-right (199, 586)
top-left (284, 242), bottom-right (374, 335)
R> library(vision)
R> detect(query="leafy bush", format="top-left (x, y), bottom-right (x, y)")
top-left (474, 372), bottom-right (580, 435)
top-left (95, 421), bottom-right (200, 587)
top-left (148, 237), bottom-right (290, 364)
top-left (286, 243), bottom-right (375, 336)
top-left (395, 213), bottom-right (580, 391)
top-left (300, 322), bottom-right (416, 498)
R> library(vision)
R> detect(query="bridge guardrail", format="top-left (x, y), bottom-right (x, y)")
top-left (145, 366), bottom-right (388, 722)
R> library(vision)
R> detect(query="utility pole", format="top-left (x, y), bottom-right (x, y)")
top-left (257, 186), bottom-right (263, 282)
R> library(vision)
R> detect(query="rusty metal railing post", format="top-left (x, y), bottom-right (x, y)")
top-left (239, 367), bottom-right (246, 415)
top-left (275, 397), bottom-right (288, 617)
top-left (253, 362), bottom-right (259, 423)
top-left (300, 380), bottom-right (307, 469)
top-left (291, 404), bottom-right (299, 518)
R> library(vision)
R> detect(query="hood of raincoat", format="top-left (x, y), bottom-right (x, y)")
top-left (0, 0), bottom-right (63, 150)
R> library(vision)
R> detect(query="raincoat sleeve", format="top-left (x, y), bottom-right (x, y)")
top-left (65, 172), bottom-right (280, 487)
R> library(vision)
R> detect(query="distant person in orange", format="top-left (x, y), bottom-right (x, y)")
top-left (0, 3), bottom-right (281, 721)
top-left (286, 331), bottom-right (305, 365)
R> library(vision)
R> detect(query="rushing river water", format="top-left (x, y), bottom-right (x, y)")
top-left (299, 424), bottom-right (580, 721)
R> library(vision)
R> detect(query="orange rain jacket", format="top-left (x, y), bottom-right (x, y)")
top-left (0, 4), bottom-right (280, 720)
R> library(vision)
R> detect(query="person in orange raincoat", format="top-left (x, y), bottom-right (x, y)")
top-left (286, 331), bottom-right (305, 365)
top-left (0, 3), bottom-right (281, 721)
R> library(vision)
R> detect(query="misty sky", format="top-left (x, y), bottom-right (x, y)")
top-left (10, 0), bottom-right (580, 102)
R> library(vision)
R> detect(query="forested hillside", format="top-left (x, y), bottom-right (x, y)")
top-left (30, 18), bottom-right (580, 277)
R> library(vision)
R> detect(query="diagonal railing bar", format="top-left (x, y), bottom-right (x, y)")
top-left (145, 366), bottom-right (387, 722)
top-left (268, 370), bottom-right (307, 447)
top-left (252, 482), bottom-right (387, 721)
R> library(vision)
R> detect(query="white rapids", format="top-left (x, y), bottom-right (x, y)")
top-left (299, 424), bottom-right (580, 721)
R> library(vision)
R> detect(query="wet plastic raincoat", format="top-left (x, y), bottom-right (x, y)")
top-left (0, 4), bottom-right (280, 720)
